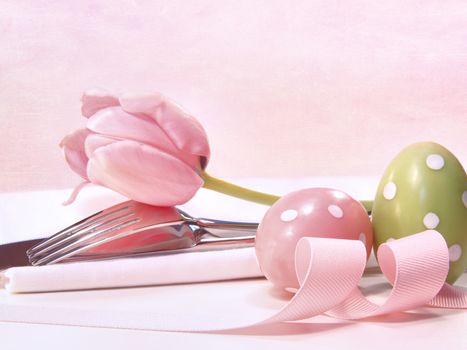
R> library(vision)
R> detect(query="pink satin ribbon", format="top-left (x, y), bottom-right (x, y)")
top-left (0, 230), bottom-right (465, 331)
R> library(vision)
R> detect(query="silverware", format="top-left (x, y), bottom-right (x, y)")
top-left (0, 239), bottom-right (42, 269)
top-left (0, 200), bottom-right (258, 269)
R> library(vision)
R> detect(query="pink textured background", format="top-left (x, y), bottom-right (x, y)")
top-left (1, 1), bottom-right (466, 192)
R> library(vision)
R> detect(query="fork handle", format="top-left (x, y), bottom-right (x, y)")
top-left (194, 218), bottom-right (259, 231)
top-left (198, 232), bottom-right (255, 245)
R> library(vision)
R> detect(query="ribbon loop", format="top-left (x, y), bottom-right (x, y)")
top-left (262, 237), bottom-right (366, 324)
top-left (328, 230), bottom-right (451, 319)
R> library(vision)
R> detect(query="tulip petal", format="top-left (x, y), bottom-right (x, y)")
top-left (119, 93), bottom-right (210, 159)
top-left (87, 140), bottom-right (203, 206)
top-left (84, 134), bottom-right (118, 159)
top-left (87, 106), bottom-right (201, 169)
top-left (119, 92), bottom-right (163, 114)
top-left (59, 128), bottom-right (91, 179)
top-left (81, 88), bottom-right (119, 118)
top-left (154, 99), bottom-right (211, 158)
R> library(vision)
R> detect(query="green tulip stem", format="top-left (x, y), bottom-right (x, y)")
top-left (201, 172), bottom-right (374, 213)
top-left (201, 172), bottom-right (280, 205)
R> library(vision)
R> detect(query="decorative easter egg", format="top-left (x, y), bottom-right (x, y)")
top-left (255, 188), bottom-right (373, 291)
top-left (372, 142), bottom-right (467, 284)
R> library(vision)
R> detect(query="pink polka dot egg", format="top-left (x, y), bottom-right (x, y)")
top-left (255, 188), bottom-right (373, 291)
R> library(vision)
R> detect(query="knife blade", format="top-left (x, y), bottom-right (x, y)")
top-left (0, 239), bottom-right (42, 270)
top-left (0, 235), bottom-right (256, 271)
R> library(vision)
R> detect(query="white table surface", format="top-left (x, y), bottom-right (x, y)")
top-left (1, 178), bottom-right (466, 349)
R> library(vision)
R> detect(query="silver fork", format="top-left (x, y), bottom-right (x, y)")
top-left (27, 200), bottom-right (258, 266)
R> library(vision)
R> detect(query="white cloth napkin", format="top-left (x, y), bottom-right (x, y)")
top-left (1, 247), bottom-right (262, 293)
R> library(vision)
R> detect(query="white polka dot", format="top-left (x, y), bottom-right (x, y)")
top-left (426, 154), bottom-right (445, 170)
top-left (449, 244), bottom-right (462, 262)
top-left (462, 191), bottom-right (467, 208)
top-left (386, 238), bottom-right (395, 243)
top-left (423, 212), bottom-right (440, 229)
top-left (383, 182), bottom-right (397, 200)
top-left (280, 209), bottom-right (298, 222)
top-left (359, 233), bottom-right (366, 245)
top-left (328, 205), bottom-right (343, 218)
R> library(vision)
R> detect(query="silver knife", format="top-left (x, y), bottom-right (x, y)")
top-left (0, 239), bottom-right (42, 269)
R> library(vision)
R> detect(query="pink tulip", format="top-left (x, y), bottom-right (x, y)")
top-left (61, 89), bottom-right (210, 206)
top-left (60, 90), bottom-right (372, 211)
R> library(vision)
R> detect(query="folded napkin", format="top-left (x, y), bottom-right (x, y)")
top-left (1, 247), bottom-right (263, 293)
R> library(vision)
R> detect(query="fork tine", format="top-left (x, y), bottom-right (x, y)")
top-left (30, 217), bottom-right (141, 265)
top-left (29, 211), bottom-right (137, 259)
top-left (26, 211), bottom-right (103, 256)
top-left (27, 202), bottom-right (133, 256)
top-left (31, 218), bottom-right (187, 266)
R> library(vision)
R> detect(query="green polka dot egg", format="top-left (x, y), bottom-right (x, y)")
top-left (372, 142), bottom-right (467, 284)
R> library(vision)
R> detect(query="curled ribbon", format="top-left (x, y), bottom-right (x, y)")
top-left (0, 230), bottom-right (465, 331)
top-left (243, 230), bottom-right (466, 329)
